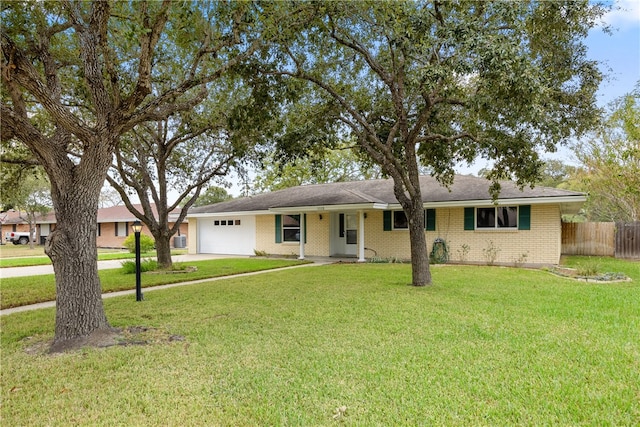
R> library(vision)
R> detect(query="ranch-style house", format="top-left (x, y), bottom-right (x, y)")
top-left (187, 175), bottom-right (586, 266)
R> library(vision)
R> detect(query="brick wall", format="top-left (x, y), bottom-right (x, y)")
top-left (255, 213), bottom-right (331, 257)
top-left (364, 205), bottom-right (561, 265)
top-left (192, 204), bottom-right (562, 265)
top-left (188, 219), bottom-right (198, 254)
top-left (97, 221), bottom-right (188, 249)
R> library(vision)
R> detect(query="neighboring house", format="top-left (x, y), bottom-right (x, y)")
top-left (95, 204), bottom-right (188, 248)
top-left (25, 204), bottom-right (188, 248)
top-left (2, 209), bottom-right (53, 244)
top-left (1, 210), bottom-right (34, 243)
top-left (187, 175), bottom-right (586, 266)
top-left (1, 210), bottom-right (32, 234)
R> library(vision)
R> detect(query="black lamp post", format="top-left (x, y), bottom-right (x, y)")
top-left (131, 220), bottom-right (143, 301)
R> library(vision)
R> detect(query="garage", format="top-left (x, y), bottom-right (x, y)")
top-left (197, 215), bottom-right (256, 255)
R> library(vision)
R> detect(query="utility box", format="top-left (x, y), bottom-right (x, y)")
top-left (173, 235), bottom-right (187, 248)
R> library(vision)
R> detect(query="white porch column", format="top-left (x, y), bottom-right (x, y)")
top-left (358, 210), bottom-right (366, 262)
top-left (298, 212), bottom-right (305, 260)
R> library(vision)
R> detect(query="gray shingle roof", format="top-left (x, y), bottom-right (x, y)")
top-left (189, 175), bottom-right (585, 215)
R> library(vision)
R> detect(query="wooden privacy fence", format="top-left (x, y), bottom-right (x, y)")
top-left (562, 222), bottom-right (640, 259)
top-left (615, 222), bottom-right (640, 259)
top-left (562, 222), bottom-right (615, 256)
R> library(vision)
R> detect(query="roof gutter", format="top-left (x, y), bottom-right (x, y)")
top-left (401, 195), bottom-right (586, 209)
top-left (268, 203), bottom-right (388, 213)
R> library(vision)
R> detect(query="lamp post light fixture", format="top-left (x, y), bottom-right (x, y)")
top-left (131, 220), bottom-right (144, 301)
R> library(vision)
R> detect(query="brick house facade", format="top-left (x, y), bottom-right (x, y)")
top-left (187, 175), bottom-right (585, 266)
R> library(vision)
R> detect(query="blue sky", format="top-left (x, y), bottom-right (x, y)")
top-left (587, 0), bottom-right (640, 106)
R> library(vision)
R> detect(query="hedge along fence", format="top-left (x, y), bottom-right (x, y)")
top-left (562, 222), bottom-right (640, 259)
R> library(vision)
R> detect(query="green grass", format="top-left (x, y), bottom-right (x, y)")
top-left (0, 256), bottom-right (52, 267)
top-left (1, 258), bottom-right (638, 425)
top-left (0, 258), bottom-right (308, 309)
top-left (0, 250), bottom-right (188, 268)
top-left (561, 255), bottom-right (640, 279)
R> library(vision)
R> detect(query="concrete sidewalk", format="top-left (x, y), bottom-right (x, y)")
top-left (0, 259), bottom-right (329, 317)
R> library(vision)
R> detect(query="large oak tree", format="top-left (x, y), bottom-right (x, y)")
top-left (262, 0), bottom-right (605, 285)
top-left (1, 0), bottom-right (260, 348)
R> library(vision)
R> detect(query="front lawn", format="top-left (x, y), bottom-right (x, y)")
top-left (0, 249), bottom-right (188, 268)
top-left (1, 259), bottom-right (638, 425)
top-left (0, 258), bottom-right (309, 309)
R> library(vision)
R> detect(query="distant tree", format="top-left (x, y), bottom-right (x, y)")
top-left (5, 174), bottom-right (52, 249)
top-left (537, 160), bottom-right (580, 189)
top-left (0, 140), bottom-right (40, 210)
top-left (107, 109), bottom-right (241, 269)
top-left (573, 89), bottom-right (640, 222)
top-left (481, 159), bottom-right (581, 189)
top-left (193, 186), bottom-right (232, 207)
top-left (253, 146), bottom-right (382, 193)
top-left (261, 0), bottom-right (606, 286)
top-left (98, 187), bottom-right (122, 209)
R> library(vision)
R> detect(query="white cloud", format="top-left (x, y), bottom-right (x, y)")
top-left (603, 0), bottom-right (640, 28)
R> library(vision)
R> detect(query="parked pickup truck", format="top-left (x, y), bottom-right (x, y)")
top-left (4, 231), bottom-right (33, 245)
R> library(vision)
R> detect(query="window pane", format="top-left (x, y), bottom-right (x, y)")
top-left (283, 215), bottom-right (300, 227)
top-left (283, 215), bottom-right (301, 242)
top-left (283, 229), bottom-right (300, 242)
top-left (393, 211), bottom-right (408, 229)
top-left (346, 229), bottom-right (357, 244)
top-left (476, 208), bottom-right (495, 228)
top-left (497, 206), bottom-right (518, 228)
top-left (345, 214), bottom-right (357, 229)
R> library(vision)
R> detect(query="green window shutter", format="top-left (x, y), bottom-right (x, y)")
top-left (464, 207), bottom-right (475, 230)
top-left (518, 205), bottom-right (531, 230)
top-left (425, 209), bottom-right (436, 231)
top-left (275, 215), bottom-right (282, 243)
top-left (383, 211), bottom-right (392, 231)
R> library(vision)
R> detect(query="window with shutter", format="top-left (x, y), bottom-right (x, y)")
top-left (425, 209), bottom-right (436, 231)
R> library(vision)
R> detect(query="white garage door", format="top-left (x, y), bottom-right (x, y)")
top-left (198, 216), bottom-right (256, 255)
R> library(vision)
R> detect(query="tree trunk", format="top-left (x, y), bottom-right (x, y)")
top-left (45, 186), bottom-right (110, 346)
top-left (406, 202), bottom-right (432, 286)
top-left (29, 220), bottom-right (36, 250)
top-left (155, 232), bottom-right (173, 269)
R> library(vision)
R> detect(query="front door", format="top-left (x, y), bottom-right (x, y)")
top-left (344, 213), bottom-right (358, 256)
top-left (330, 212), bottom-right (359, 256)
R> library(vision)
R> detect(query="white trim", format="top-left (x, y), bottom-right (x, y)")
top-left (391, 210), bottom-right (410, 231)
top-left (298, 212), bottom-right (305, 260)
top-left (269, 203), bottom-right (388, 213)
top-left (188, 210), bottom-right (270, 218)
top-left (358, 210), bottom-right (365, 262)
top-left (418, 195), bottom-right (586, 208)
top-left (475, 206), bottom-right (519, 230)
